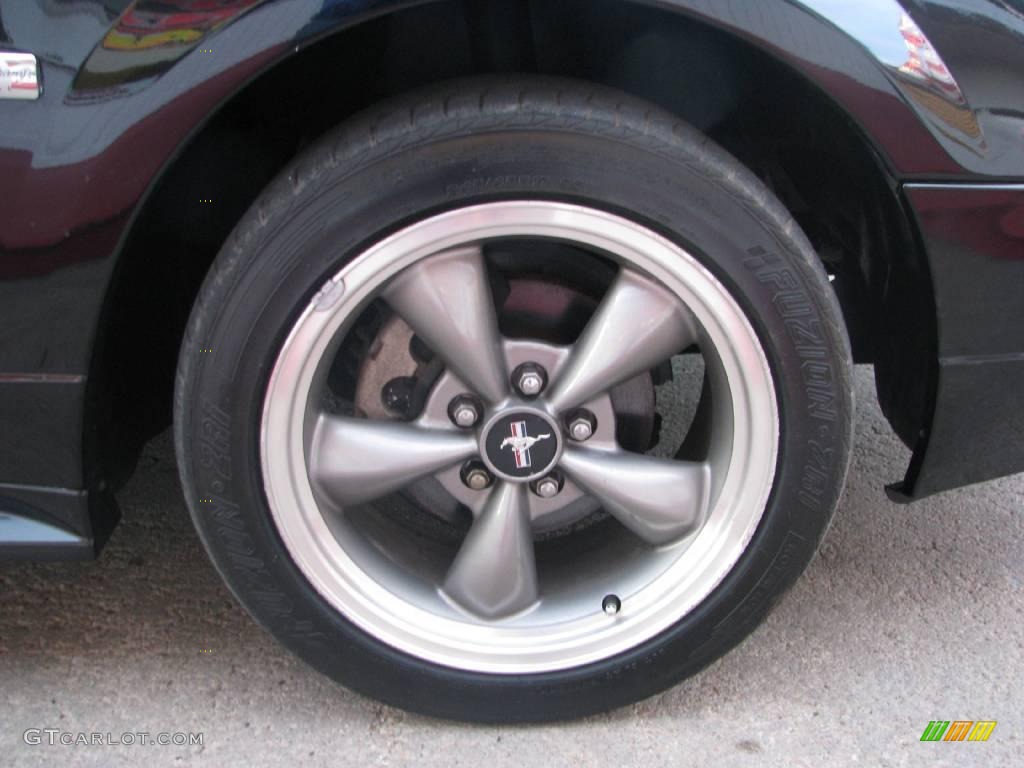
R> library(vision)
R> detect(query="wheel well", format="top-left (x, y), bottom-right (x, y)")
top-left (94, 0), bottom-right (932, 484)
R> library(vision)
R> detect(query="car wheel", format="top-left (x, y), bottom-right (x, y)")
top-left (174, 76), bottom-right (853, 723)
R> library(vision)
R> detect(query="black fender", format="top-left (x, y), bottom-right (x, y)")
top-left (0, 0), bottom-right (998, 363)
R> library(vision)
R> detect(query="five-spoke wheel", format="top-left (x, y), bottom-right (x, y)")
top-left (176, 77), bottom-right (852, 721)
top-left (261, 201), bottom-right (777, 671)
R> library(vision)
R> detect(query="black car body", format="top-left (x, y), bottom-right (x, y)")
top-left (1, 3), bottom-right (1022, 557)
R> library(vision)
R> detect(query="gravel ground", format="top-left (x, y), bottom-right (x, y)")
top-left (1, 366), bottom-right (1021, 767)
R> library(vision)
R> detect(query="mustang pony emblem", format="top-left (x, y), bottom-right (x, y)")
top-left (500, 421), bottom-right (551, 469)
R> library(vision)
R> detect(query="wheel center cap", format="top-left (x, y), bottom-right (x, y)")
top-left (480, 407), bottom-right (562, 482)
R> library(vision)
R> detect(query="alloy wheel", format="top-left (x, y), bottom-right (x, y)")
top-left (260, 200), bottom-right (778, 673)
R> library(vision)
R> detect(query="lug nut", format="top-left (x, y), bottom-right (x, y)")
top-left (513, 363), bottom-right (547, 398)
top-left (518, 372), bottom-right (544, 396)
top-left (448, 395), bottom-right (482, 429)
top-left (567, 409), bottom-right (597, 442)
top-left (461, 461), bottom-right (493, 491)
top-left (531, 473), bottom-right (563, 499)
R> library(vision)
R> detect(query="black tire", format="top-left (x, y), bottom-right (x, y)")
top-left (174, 76), bottom-right (853, 723)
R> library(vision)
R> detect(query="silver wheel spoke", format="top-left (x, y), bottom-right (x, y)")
top-left (560, 447), bottom-right (711, 545)
top-left (311, 414), bottom-right (476, 507)
top-left (547, 269), bottom-right (697, 412)
top-left (383, 244), bottom-right (508, 403)
top-left (443, 482), bottom-right (538, 619)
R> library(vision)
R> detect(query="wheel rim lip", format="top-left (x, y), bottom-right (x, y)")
top-left (260, 201), bottom-right (779, 674)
